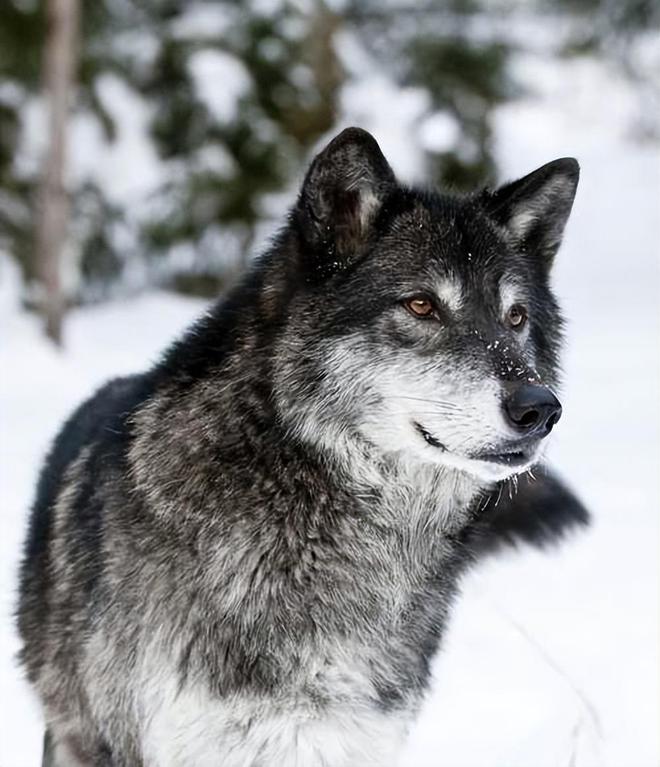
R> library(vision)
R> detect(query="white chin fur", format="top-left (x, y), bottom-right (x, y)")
top-left (423, 445), bottom-right (540, 483)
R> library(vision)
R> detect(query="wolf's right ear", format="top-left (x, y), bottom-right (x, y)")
top-left (481, 158), bottom-right (579, 269)
top-left (295, 127), bottom-right (396, 278)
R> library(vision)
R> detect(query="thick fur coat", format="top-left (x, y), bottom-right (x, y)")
top-left (17, 128), bottom-right (587, 766)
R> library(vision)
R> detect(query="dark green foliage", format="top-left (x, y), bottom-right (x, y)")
top-left (168, 270), bottom-right (230, 298)
top-left (548, 0), bottom-right (660, 59)
top-left (345, 0), bottom-right (517, 191)
top-left (408, 37), bottom-right (511, 106)
top-left (0, 0), bottom-right (344, 300)
top-left (140, 2), bottom-right (343, 280)
top-left (145, 38), bottom-right (208, 159)
top-left (0, 102), bottom-right (19, 174)
top-left (0, 2), bottom-right (45, 91)
top-left (0, 0), bottom-right (654, 304)
top-left (405, 35), bottom-right (514, 189)
top-left (76, 183), bottom-right (126, 300)
top-left (0, 2), bottom-right (44, 284)
top-left (549, 0), bottom-right (660, 29)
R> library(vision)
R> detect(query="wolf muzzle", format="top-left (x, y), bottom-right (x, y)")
top-left (503, 383), bottom-right (562, 438)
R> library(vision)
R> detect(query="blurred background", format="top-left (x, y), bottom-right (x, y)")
top-left (0, 1), bottom-right (658, 765)
top-left (0, 0), bottom-right (658, 326)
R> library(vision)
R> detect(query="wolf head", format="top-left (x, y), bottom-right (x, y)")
top-left (273, 128), bottom-right (578, 483)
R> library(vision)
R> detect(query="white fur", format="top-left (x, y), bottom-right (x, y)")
top-left (301, 334), bottom-right (543, 484)
top-left (508, 176), bottom-right (569, 241)
top-left (341, 348), bottom-right (531, 483)
top-left (357, 187), bottom-right (382, 231)
top-left (435, 278), bottom-right (463, 313)
top-left (508, 208), bottom-right (538, 238)
top-left (499, 278), bottom-right (524, 316)
top-left (140, 663), bottom-right (409, 767)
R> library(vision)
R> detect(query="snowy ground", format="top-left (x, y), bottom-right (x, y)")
top-left (1, 54), bottom-right (659, 766)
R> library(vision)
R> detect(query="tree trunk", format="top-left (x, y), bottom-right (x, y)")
top-left (35, 0), bottom-right (79, 345)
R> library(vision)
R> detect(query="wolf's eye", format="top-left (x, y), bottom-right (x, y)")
top-left (506, 304), bottom-right (528, 330)
top-left (404, 296), bottom-right (436, 319)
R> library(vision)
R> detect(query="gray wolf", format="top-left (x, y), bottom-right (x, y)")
top-left (17, 127), bottom-right (587, 766)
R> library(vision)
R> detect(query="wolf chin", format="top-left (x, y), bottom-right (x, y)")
top-left (17, 128), bottom-right (588, 766)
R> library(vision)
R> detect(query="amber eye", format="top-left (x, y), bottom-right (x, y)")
top-left (404, 296), bottom-right (436, 319)
top-left (506, 303), bottom-right (528, 330)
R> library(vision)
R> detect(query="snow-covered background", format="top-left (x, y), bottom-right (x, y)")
top-left (1, 49), bottom-right (659, 767)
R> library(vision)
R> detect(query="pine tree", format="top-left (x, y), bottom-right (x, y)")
top-left (0, 0), bottom-right (655, 316)
top-left (139, 0), bottom-right (344, 294)
top-left (347, 0), bottom-right (516, 191)
top-left (0, 1), bottom-right (44, 286)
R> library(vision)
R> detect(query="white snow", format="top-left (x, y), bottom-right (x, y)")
top-left (1, 51), bottom-right (658, 767)
top-left (17, 76), bottom-right (164, 207)
top-left (188, 49), bottom-right (252, 124)
top-left (170, 3), bottom-right (235, 41)
top-left (336, 31), bottom-right (431, 184)
top-left (418, 111), bottom-right (461, 155)
top-left (339, 70), bottom-right (431, 184)
top-left (73, 74), bottom-right (164, 206)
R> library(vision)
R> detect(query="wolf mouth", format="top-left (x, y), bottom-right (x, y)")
top-left (413, 422), bottom-right (447, 451)
top-left (474, 449), bottom-right (532, 467)
top-left (414, 421), bottom-right (535, 467)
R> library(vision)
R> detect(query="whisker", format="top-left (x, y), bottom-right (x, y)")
top-left (385, 411), bottom-right (462, 417)
top-left (390, 395), bottom-right (460, 409)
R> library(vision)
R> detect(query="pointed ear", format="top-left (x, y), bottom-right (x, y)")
top-left (295, 127), bottom-right (396, 277)
top-left (481, 158), bottom-right (579, 269)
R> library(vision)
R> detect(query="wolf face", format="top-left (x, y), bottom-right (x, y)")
top-left (275, 128), bottom-right (578, 482)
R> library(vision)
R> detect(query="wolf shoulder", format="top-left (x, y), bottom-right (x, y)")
top-left (39, 376), bottom-right (150, 499)
top-left (20, 374), bottom-right (154, 571)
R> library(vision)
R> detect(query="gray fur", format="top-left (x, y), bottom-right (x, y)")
top-left (17, 128), bottom-right (585, 766)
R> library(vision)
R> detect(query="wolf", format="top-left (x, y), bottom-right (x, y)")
top-left (17, 127), bottom-right (587, 766)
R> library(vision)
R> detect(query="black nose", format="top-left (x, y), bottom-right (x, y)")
top-left (503, 384), bottom-right (562, 437)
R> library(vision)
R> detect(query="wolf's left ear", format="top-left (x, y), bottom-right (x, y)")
top-left (295, 127), bottom-right (396, 277)
top-left (481, 158), bottom-right (579, 269)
